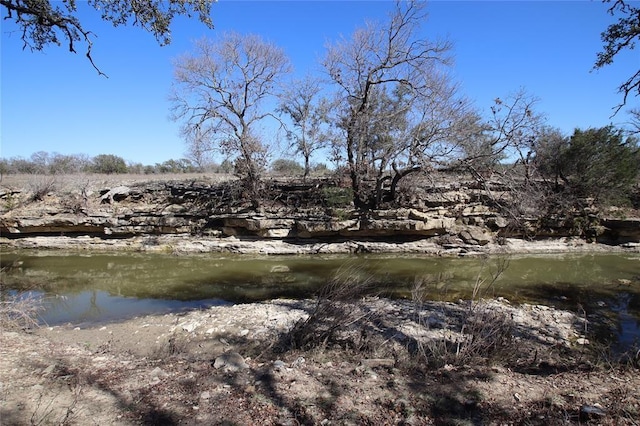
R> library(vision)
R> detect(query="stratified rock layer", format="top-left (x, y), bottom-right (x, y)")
top-left (1, 177), bottom-right (639, 253)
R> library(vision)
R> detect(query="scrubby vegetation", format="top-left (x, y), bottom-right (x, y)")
top-left (0, 152), bottom-right (213, 176)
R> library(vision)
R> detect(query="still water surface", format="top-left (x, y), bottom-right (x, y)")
top-left (2, 250), bottom-right (639, 348)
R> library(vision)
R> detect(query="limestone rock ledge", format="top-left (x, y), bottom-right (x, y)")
top-left (1, 179), bottom-right (639, 254)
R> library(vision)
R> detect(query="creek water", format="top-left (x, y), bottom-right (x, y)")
top-left (1, 250), bottom-right (639, 350)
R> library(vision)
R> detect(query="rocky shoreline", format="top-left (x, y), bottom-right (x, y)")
top-left (2, 233), bottom-right (640, 256)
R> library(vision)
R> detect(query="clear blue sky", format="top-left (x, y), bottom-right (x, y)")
top-left (1, 1), bottom-right (638, 165)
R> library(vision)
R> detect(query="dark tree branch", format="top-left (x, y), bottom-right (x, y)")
top-left (1, 0), bottom-right (215, 76)
top-left (595, 0), bottom-right (640, 113)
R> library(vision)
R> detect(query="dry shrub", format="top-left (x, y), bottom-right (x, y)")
top-left (412, 256), bottom-right (517, 367)
top-left (461, 307), bottom-right (515, 359)
top-left (0, 292), bottom-right (43, 330)
top-left (28, 176), bottom-right (57, 202)
top-left (278, 263), bottom-right (376, 352)
top-left (153, 334), bottom-right (190, 358)
top-left (420, 305), bottom-right (516, 368)
top-left (603, 385), bottom-right (640, 423)
top-left (591, 338), bottom-right (640, 371)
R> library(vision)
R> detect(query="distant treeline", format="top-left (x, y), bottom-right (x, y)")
top-left (0, 152), bottom-right (329, 176)
top-left (0, 152), bottom-right (226, 175)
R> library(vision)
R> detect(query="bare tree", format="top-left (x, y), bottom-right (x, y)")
top-left (531, 126), bottom-right (569, 191)
top-left (170, 33), bottom-right (291, 205)
top-left (277, 76), bottom-right (328, 181)
top-left (465, 89), bottom-right (545, 181)
top-left (322, 1), bottom-right (470, 209)
top-left (1, 0), bottom-right (215, 75)
top-left (455, 90), bottom-right (549, 223)
top-left (184, 127), bottom-right (216, 171)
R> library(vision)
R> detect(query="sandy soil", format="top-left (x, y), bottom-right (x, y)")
top-left (1, 297), bottom-right (639, 425)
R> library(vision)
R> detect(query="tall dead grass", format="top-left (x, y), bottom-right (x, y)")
top-left (412, 256), bottom-right (517, 367)
top-left (278, 262), bottom-right (377, 351)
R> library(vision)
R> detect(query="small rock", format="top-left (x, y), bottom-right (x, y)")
top-left (100, 186), bottom-right (131, 204)
top-left (239, 329), bottom-right (249, 337)
top-left (213, 351), bottom-right (249, 372)
top-left (270, 265), bottom-right (290, 273)
top-left (426, 315), bottom-right (444, 328)
top-left (121, 390), bottom-right (134, 405)
top-left (200, 391), bottom-right (211, 400)
top-left (180, 321), bottom-right (200, 333)
top-left (42, 364), bottom-right (56, 377)
top-left (487, 216), bottom-right (508, 229)
top-left (576, 338), bottom-right (590, 345)
top-left (273, 360), bottom-right (287, 371)
top-left (459, 228), bottom-right (491, 245)
top-left (292, 356), bottom-right (305, 368)
top-left (150, 367), bottom-right (168, 380)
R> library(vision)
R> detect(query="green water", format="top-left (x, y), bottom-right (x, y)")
top-left (1, 251), bottom-right (639, 348)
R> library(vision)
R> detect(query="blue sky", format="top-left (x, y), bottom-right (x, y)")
top-left (1, 1), bottom-right (638, 165)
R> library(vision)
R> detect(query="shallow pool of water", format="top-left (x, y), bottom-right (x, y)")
top-left (1, 250), bottom-right (639, 349)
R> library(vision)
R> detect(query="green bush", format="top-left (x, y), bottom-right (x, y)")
top-left (321, 187), bottom-right (353, 208)
top-left (270, 158), bottom-right (304, 175)
top-left (537, 126), bottom-right (640, 205)
top-left (91, 154), bottom-right (128, 174)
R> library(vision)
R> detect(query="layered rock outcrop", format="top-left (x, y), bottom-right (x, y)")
top-left (1, 177), bottom-right (639, 252)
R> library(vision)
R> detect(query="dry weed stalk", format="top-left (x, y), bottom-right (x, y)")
top-left (28, 176), bottom-right (57, 202)
top-left (412, 256), bottom-right (516, 367)
top-left (29, 384), bottom-right (81, 426)
top-left (280, 262), bottom-right (376, 351)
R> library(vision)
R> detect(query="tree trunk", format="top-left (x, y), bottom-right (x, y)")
top-left (389, 165), bottom-right (421, 203)
top-left (303, 155), bottom-right (310, 183)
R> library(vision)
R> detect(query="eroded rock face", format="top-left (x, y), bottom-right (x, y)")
top-left (1, 178), bottom-right (638, 248)
top-left (601, 218), bottom-right (640, 242)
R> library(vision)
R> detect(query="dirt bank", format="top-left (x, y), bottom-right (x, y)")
top-left (1, 297), bottom-right (639, 425)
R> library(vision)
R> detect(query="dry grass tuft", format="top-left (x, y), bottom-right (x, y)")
top-left (278, 262), bottom-right (377, 352)
top-left (411, 256), bottom-right (518, 367)
top-left (0, 291), bottom-right (43, 330)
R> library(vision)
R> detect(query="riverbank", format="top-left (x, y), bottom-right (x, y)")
top-left (2, 297), bottom-right (639, 425)
top-left (2, 234), bottom-right (639, 256)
